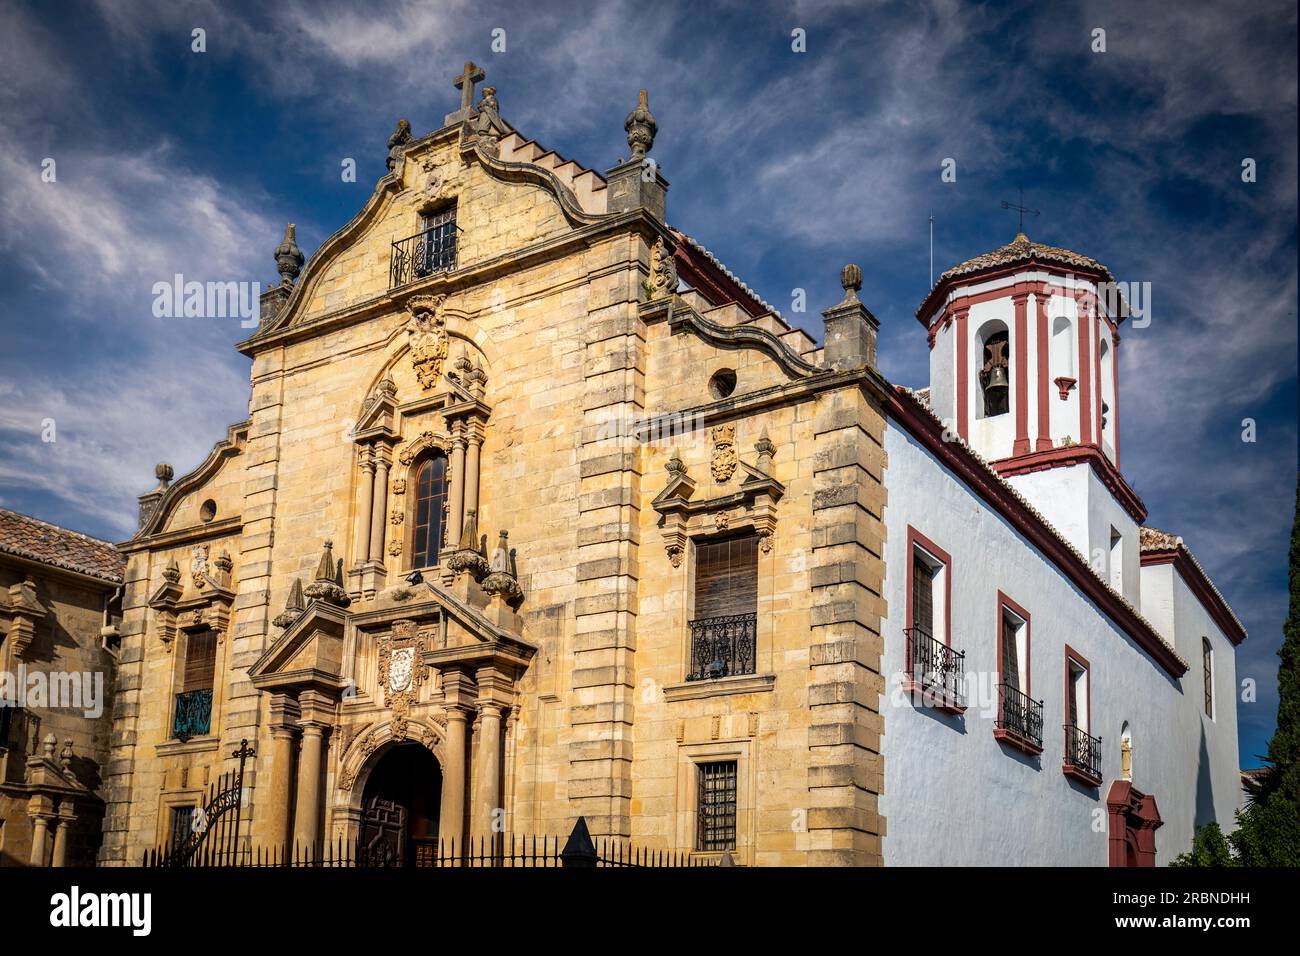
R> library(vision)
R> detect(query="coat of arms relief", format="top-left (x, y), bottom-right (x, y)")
top-left (405, 295), bottom-right (449, 390)
top-left (711, 423), bottom-right (738, 482)
top-left (376, 619), bottom-right (430, 741)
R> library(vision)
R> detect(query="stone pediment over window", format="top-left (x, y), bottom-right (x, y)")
top-left (249, 601), bottom-right (350, 696)
top-left (147, 549), bottom-right (236, 652)
top-left (652, 436), bottom-right (784, 567)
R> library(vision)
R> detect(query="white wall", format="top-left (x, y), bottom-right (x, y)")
top-left (880, 426), bottom-right (1241, 865)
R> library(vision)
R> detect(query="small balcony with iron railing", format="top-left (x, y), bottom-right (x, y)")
top-left (1063, 723), bottom-right (1103, 786)
top-left (172, 689), bottom-right (214, 742)
top-left (902, 627), bottom-right (966, 713)
top-left (389, 225), bottom-right (457, 288)
top-left (686, 613), bottom-right (757, 682)
top-left (994, 683), bottom-right (1044, 755)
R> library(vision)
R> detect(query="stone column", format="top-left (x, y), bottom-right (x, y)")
top-left (27, 796), bottom-right (54, 866)
top-left (472, 704), bottom-right (503, 842)
top-left (369, 452), bottom-right (390, 563)
top-left (51, 803), bottom-right (75, 867)
top-left (355, 448), bottom-right (375, 564)
top-left (439, 707), bottom-right (469, 850)
top-left (263, 693), bottom-right (300, 849)
top-left (293, 723), bottom-right (327, 852)
top-left (464, 428), bottom-right (482, 527)
top-left (447, 427), bottom-right (467, 552)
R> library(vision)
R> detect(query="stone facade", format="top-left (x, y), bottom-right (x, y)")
top-left (96, 74), bottom-right (888, 867)
top-left (0, 510), bottom-right (122, 866)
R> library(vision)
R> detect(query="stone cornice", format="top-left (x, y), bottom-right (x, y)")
top-left (652, 298), bottom-right (819, 379)
top-left (128, 421), bottom-right (249, 544)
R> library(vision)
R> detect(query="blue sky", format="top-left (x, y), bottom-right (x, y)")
top-left (0, 0), bottom-right (1295, 764)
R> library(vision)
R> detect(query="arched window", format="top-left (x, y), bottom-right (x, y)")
top-left (412, 453), bottom-right (450, 568)
top-left (1202, 637), bottom-right (1214, 718)
top-left (976, 320), bottom-right (1010, 419)
top-left (1052, 316), bottom-right (1075, 378)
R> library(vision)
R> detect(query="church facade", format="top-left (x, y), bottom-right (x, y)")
top-left (95, 65), bottom-right (1244, 867)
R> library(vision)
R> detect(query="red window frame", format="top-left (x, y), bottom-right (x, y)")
top-left (906, 527), bottom-right (952, 648)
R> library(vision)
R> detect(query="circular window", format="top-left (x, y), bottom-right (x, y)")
top-left (708, 368), bottom-right (737, 400)
top-left (200, 499), bottom-right (217, 523)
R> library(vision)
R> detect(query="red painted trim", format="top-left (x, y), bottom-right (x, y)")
top-left (1140, 549), bottom-right (1247, 645)
top-left (1053, 376), bottom-right (1077, 400)
top-left (1013, 291), bottom-right (1030, 455)
top-left (886, 387), bottom-right (1186, 678)
top-left (1093, 303), bottom-right (1104, 446)
top-left (997, 590), bottom-right (1032, 694)
top-left (955, 309), bottom-right (969, 440)
top-left (991, 444), bottom-right (1148, 524)
top-left (907, 526), bottom-right (952, 648)
top-left (1106, 780), bottom-right (1163, 867)
top-left (1063, 643), bottom-right (1092, 734)
top-left (1035, 293), bottom-right (1052, 451)
top-left (671, 238), bottom-right (769, 319)
top-left (1076, 292), bottom-right (1093, 445)
top-left (1112, 334), bottom-right (1121, 469)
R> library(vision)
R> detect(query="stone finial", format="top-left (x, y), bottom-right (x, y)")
top-left (839, 263), bottom-right (863, 305)
top-left (482, 529), bottom-right (522, 602)
top-left (387, 118), bottom-right (413, 171)
top-left (272, 577), bottom-right (306, 629)
top-left (665, 449), bottom-right (686, 477)
top-left (162, 556), bottom-right (181, 586)
top-left (60, 738), bottom-right (73, 773)
top-left (274, 223), bottom-right (305, 288)
top-left (625, 89), bottom-right (657, 161)
top-left (43, 733), bottom-right (56, 760)
top-left (447, 509), bottom-right (490, 579)
top-left (155, 462), bottom-right (174, 488)
top-left (754, 428), bottom-right (776, 473)
top-left (303, 540), bottom-right (350, 607)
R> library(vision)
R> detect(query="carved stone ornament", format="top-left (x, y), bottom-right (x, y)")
top-left (624, 89), bottom-right (657, 161)
top-left (190, 545), bottom-right (209, 588)
top-left (419, 156), bottom-right (445, 201)
top-left (711, 423), bottom-right (738, 482)
top-left (387, 118), bottom-right (413, 171)
top-left (405, 295), bottom-right (449, 390)
top-left (391, 478), bottom-right (407, 495)
top-left (646, 237), bottom-right (677, 300)
top-left (377, 620), bottom-right (428, 741)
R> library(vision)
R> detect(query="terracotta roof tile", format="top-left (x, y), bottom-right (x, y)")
top-left (939, 232), bottom-right (1114, 285)
top-left (0, 508), bottom-right (125, 584)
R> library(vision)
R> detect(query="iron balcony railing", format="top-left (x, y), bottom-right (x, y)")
top-left (996, 682), bottom-right (1044, 749)
top-left (1064, 723), bottom-right (1103, 781)
top-left (173, 688), bottom-right (214, 742)
top-left (903, 626), bottom-right (966, 708)
top-left (687, 613), bottom-right (757, 682)
top-left (390, 225), bottom-right (457, 288)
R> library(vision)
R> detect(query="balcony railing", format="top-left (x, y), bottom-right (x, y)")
top-left (995, 682), bottom-right (1044, 751)
top-left (686, 613), bottom-right (757, 682)
top-left (173, 689), bottom-right (214, 742)
top-left (1063, 723), bottom-right (1103, 783)
top-left (390, 225), bottom-right (457, 288)
top-left (903, 626), bottom-right (966, 710)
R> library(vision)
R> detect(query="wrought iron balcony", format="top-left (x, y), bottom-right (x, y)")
top-left (686, 613), bottom-right (757, 682)
top-left (903, 626), bottom-right (966, 711)
top-left (390, 226), bottom-right (457, 288)
top-left (173, 689), bottom-right (214, 742)
top-left (994, 682), bottom-right (1044, 753)
top-left (1063, 723), bottom-right (1103, 784)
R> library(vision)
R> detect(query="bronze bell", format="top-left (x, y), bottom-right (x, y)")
top-left (984, 364), bottom-right (1010, 416)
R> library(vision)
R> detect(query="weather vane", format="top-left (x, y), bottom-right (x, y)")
top-left (1000, 185), bottom-right (1040, 234)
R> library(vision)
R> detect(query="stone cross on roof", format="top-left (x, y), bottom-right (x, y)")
top-left (446, 60), bottom-right (486, 126)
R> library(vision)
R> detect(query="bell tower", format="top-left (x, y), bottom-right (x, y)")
top-left (917, 232), bottom-right (1146, 603)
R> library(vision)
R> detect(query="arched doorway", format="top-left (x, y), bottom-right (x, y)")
top-left (359, 743), bottom-right (443, 867)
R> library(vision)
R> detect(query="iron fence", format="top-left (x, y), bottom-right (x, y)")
top-left (390, 226), bottom-right (457, 288)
